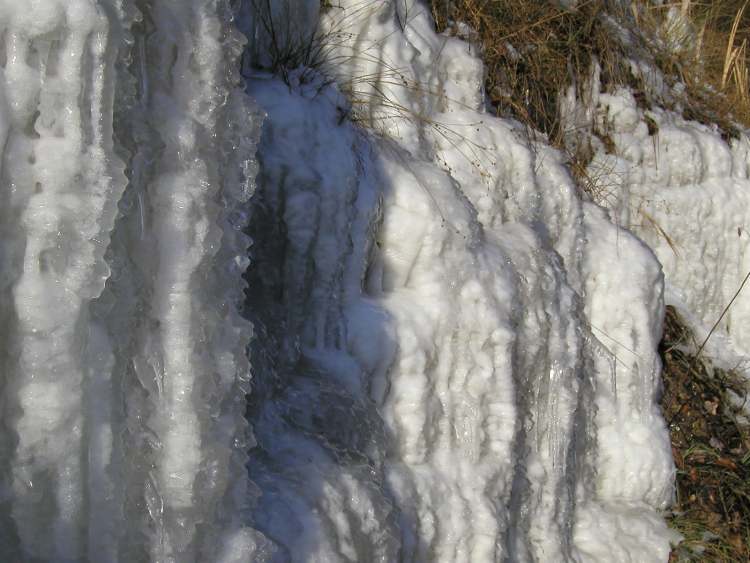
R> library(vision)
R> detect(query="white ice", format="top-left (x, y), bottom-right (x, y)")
top-left (0, 1), bottom-right (682, 562)
top-left (0, 1), bottom-right (262, 561)
top-left (241, 1), bottom-right (675, 561)
top-left (573, 76), bottom-right (750, 369)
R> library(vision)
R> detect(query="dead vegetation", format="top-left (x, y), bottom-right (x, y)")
top-left (428, 0), bottom-right (750, 164)
top-left (646, 0), bottom-right (750, 129)
top-left (660, 306), bottom-right (750, 561)
top-left (429, 0), bottom-right (624, 145)
top-left (428, 0), bottom-right (639, 204)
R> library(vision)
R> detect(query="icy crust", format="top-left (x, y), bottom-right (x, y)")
top-left (0, 2), bottom-right (127, 560)
top-left (0, 1), bottom-right (262, 561)
top-left (92, 1), bottom-right (263, 561)
top-left (582, 85), bottom-right (750, 364)
top-left (242, 1), bottom-right (674, 561)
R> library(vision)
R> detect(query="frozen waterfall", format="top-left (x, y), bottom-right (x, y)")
top-left (0, 1), bottom-right (676, 562)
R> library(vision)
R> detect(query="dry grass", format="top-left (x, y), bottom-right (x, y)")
top-left (428, 0), bottom-right (654, 200)
top-left (430, 0), bottom-right (627, 145)
top-left (429, 0), bottom-right (750, 156)
top-left (633, 0), bottom-right (750, 133)
top-left (660, 306), bottom-right (750, 561)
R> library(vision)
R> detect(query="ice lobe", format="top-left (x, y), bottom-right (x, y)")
top-left (242, 1), bottom-right (674, 561)
top-left (0, 1), bottom-right (261, 561)
top-left (243, 76), bottom-right (400, 562)
top-left (580, 83), bottom-right (750, 363)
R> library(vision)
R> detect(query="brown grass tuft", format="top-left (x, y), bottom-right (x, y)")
top-left (429, 0), bottom-right (750, 184)
top-left (429, 0), bottom-right (627, 145)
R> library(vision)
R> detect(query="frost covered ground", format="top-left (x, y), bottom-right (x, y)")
top-left (0, 0), bottom-right (746, 562)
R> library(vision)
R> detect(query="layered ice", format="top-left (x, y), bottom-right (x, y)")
top-left (0, 0), bottom-right (679, 561)
top-left (241, 1), bottom-right (674, 561)
top-left (0, 1), bottom-right (261, 561)
top-left (571, 76), bottom-right (750, 365)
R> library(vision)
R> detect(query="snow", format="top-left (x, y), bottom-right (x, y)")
top-left (0, 0), bottom-right (685, 561)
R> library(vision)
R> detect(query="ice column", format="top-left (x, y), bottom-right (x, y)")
top-left (0, 1), bottom-right (262, 561)
top-left (0, 2), bottom-right (128, 559)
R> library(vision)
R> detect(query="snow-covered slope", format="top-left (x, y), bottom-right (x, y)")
top-left (0, 0), bottom-right (685, 561)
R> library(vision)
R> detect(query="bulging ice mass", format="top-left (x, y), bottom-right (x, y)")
top-left (0, 1), bottom-right (686, 561)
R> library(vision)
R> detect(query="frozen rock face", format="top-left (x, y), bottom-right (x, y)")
top-left (0, 0), bottom-right (676, 562)
top-left (0, 1), bottom-right (261, 561)
top-left (241, 1), bottom-right (674, 561)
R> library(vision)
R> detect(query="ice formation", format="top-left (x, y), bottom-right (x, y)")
top-left (240, 1), bottom-right (674, 561)
top-left (562, 46), bottom-right (750, 376)
top-left (0, 0), bottom-right (682, 561)
top-left (0, 1), bottom-right (261, 561)
top-left (570, 69), bottom-right (750, 366)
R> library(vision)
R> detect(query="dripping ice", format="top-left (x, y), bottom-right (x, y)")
top-left (8, 0), bottom-right (745, 561)
top-left (0, 1), bottom-right (260, 560)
